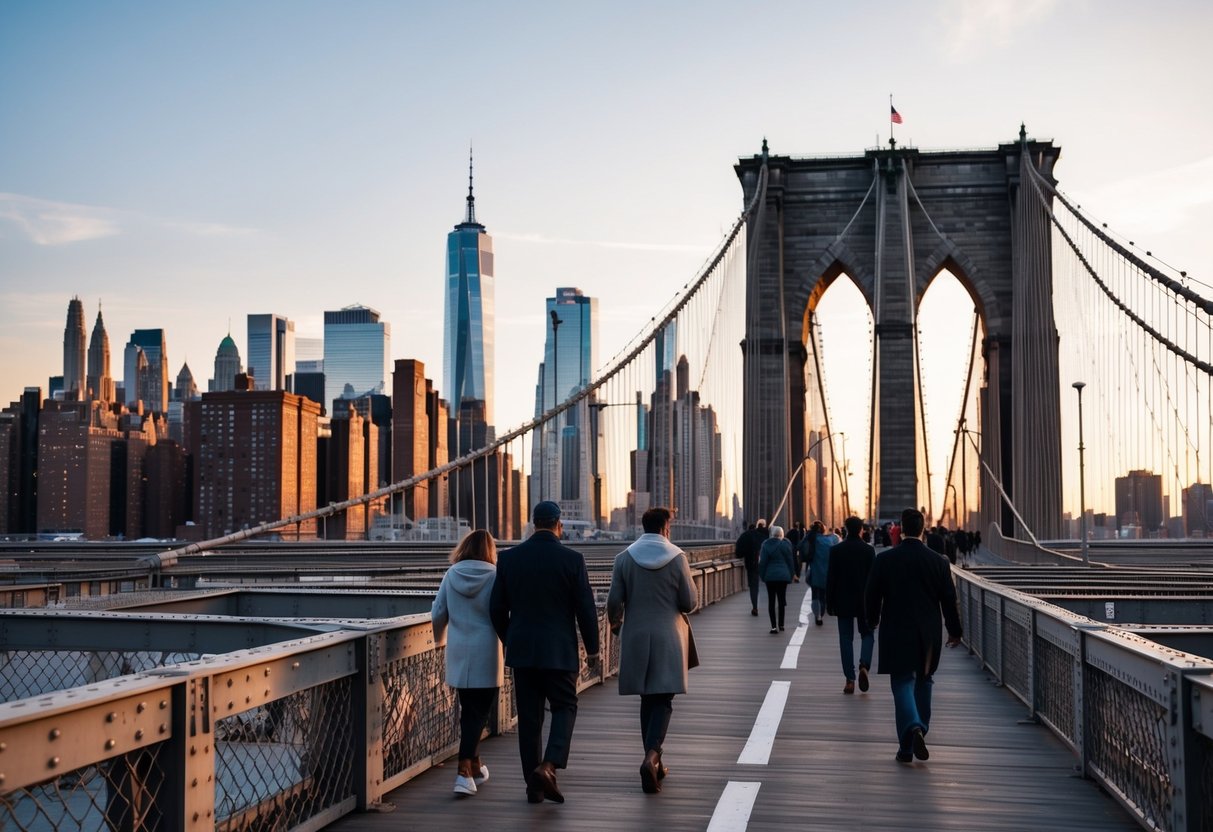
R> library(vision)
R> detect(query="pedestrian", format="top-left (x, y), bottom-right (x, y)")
top-left (925, 525), bottom-right (947, 558)
top-left (864, 507), bottom-right (963, 763)
top-left (431, 529), bottom-right (503, 797)
top-left (607, 507), bottom-right (699, 794)
top-left (889, 521), bottom-right (902, 546)
top-left (954, 529), bottom-right (971, 566)
top-left (825, 516), bottom-right (875, 695)
top-left (807, 521), bottom-right (839, 626)
top-left (758, 525), bottom-right (796, 633)
top-left (735, 519), bottom-right (767, 617)
top-left (490, 501), bottom-right (600, 804)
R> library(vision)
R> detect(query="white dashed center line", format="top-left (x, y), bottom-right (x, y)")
top-left (737, 680), bottom-right (790, 765)
top-left (707, 781), bottom-right (762, 832)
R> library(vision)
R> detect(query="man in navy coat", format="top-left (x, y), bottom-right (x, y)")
top-left (491, 501), bottom-right (600, 803)
top-left (865, 507), bottom-right (963, 763)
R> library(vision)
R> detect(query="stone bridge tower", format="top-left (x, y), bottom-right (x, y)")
top-left (738, 131), bottom-right (1063, 538)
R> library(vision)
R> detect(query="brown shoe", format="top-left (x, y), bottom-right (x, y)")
top-left (531, 762), bottom-right (564, 803)
top-left (843, 679), bottom-right (855, 694)
top-left (640, 751), bottom-right (661, 794)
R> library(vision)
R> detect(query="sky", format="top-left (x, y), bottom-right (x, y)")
top-left (2, 1), bottom-right (1211, 519)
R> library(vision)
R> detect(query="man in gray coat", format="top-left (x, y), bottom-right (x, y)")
top-left (607, 507), bottom-right (698, 794)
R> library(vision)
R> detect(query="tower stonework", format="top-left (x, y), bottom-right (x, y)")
top-left (738, 135), bottom-right (1062, 538)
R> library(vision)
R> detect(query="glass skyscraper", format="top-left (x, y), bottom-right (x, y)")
top-left (531, 287), bottom-right (598, 516)
top-left (124, 328), bottom-right (169, 413)
top-left (443, 152), bottom-right (495, 425)
top-left (323, 305), bottom-right (391, 409)
top-left (247, 313), bottom-right (296, 392)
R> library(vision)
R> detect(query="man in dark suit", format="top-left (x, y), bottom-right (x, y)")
top-left (735, 519), bottom-right (767, 616)
top-left (826, 515), bottom-right (876, 695)
top-left (491, 501), bottom-right (600, 803)
top-left (865, 507), bottom-right (963, 763)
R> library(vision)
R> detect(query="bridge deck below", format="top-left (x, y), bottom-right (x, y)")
top-left (331, 580), bottom-right (1139, 832)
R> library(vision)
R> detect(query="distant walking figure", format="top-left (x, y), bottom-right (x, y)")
top-left (805, 522), bottom-right (839, 626)
top-left (736, 519), bottom-right (768, 616)
top-left (431, 529), bottom-right (503, 796)
top-left (865, 508), bottom-right (963, 763)
top-left (758, 525), bottom-right (796, 633)
top-left (825, 516), bottom-right (875, 695)
top-left (490, 501), bottom-right (600, 804)
top-left (607, 507), bottom-right (699, 794)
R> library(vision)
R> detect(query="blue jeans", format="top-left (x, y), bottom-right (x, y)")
top-left (890, 671), bottom-right (934, 752)
top-left (836, 617), bottom-right (873, 680)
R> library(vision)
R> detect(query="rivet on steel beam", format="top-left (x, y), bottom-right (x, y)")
top-left (106, 712), bottom-right (117, 723)
top-left (135, 730), bottom-right (144, 740)
top-left (292, 662), bottom-right (300, 669)
top-left (264, 690), bottom-right (270, 698)
top-left (105, 739), bottom-right (116, 750)
top-left (192, 813), bottom-right (199, 822)
top-left (48, 729), bottom-right (61, 741)
top-left (264, 668), bottom-right (270, 676)
top-left (226, 679), bottom-right (233, 688)
top-left (159, 724), bottom-right (167, 734)
top-left (160, 700), bottom-right (167, 709)
top-left (245, 696), bottom-right (251, 704)
top-left (0, 774), bottom-right (5, 785)
top-left (0, 742), bottom-right (6, 751)
top-left (245, 674), bottom-right (251, 682)
top-left (136, 702), bottom-right (146, 713)
top-left (227, 702), bottom-right (234, 710)
top-left (48, 757), bottom-right (60, 769)
top-left (191, 778), bottom-right (198, 787)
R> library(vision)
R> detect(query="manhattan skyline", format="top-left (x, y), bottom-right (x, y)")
top-left (2, 2), bottom-right (1211, 520)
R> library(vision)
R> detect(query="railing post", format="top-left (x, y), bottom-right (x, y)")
top-left (1074, 627), bottom-right (1089, 778)
top-left (354, 632), bottom-right (388, 809)
top-left (162, 677), bottom-right (216, 832)
top-left (1025, 608), bottom-right (1038, 722)
top-left (1166, 669), bottom-right (1203, 832)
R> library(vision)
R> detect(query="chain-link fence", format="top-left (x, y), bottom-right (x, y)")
top-left (0, 650), bottom-right (202, 703)
top-left (1, 741), bottom-right (169, 832)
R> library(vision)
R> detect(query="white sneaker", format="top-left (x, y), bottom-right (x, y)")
top-left (474, 764), bottom-right (490, 786)
top-left (453, 774), bottom-right (477, 796)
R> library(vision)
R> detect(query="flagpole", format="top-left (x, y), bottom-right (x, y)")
top-left (889, 93), bottom-right (894, 144)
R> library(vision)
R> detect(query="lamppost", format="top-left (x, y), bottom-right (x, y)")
top-left (1073, 381), bottom-right (1090, 565)
top-left (548, 309), bottom-right (562, 503)
top-left (771, 432), bottom-right (843, 528)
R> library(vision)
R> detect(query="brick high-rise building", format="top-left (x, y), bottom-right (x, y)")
top-left (327, 403), bottom-right (367, 539)
top-left (195, 390), bottom-right (320, 538)
top-left (145, 439), bottom-right (189, 539)
top-left (36, 400), bottom-right (120, 538)
top-left (426, 384), bottom-right (450, 518)
top-left (1183, 482), bottom-right (1213, 538)
top-left (392, 359), bottom-right (430, 521)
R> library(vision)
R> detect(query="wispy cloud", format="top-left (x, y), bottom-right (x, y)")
top-left (935, 0), bottom-right (1060, 62)
top-left (1076, 154), bottom-right (1213, 235)
top-left (0, 192), bottom-right (259, 246)
top-left (494, 231), bottom-right (709, 254)
top-left (0, 193), bottom-right (121, 245)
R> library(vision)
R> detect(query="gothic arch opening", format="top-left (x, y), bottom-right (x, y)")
top-left (917, 267), bottom-right (985, 527)
top-left (806, 272), bottom-right (873, 522)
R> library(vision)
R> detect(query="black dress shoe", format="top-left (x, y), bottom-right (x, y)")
top-left (531, 764), bottom-right (564, 803)
top-left (526, 786), bottom-right (544, 804)
top-left (639, 757), bottom-right (661, 794)
top-left (895, 750), bottom-right (913, 764)
top-left (910, 727), bottom-right (930, 760)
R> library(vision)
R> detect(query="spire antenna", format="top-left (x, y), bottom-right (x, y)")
top-left (465, 143), bottom-right (477, 224)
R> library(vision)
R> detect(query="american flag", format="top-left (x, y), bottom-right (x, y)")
top-left (890, 105), bottom-right (903, 124)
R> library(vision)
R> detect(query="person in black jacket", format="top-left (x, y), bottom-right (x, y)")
top-left (825, 516), bottom-right (875, 694)
top-left (490, 501), bottom-right (600, 804)
top-left (865, 507), bottom-right (963, 764)
top-left (734, 519), bottom-right (767, 616)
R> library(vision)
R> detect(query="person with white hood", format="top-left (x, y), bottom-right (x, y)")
top-left (607, 507), bottom-right (699, 795)
top-left (431, 529), bottom-right (504, 797)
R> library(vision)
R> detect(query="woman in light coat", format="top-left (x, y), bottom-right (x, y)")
top-left (607, 506), bottom-right (698, 795)
top-left (758, 525), bottom-right (796, 633)
top-left (431, 529), bottom-right (504, 797)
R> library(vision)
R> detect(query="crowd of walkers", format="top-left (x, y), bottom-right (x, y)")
top-left (431, 501), bottom-right (696, 803)
top-left (737, 507), bottom-right (965, 762)
top-left (431, 498), bottom-right (966, 806)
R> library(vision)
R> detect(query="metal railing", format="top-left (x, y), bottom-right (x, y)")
top-left (955, 568), bottom-right (1213, 832)
top-left (0, 559), bottom-right (744, 831)
top-left (984, 523), bottom-right (1085, 566)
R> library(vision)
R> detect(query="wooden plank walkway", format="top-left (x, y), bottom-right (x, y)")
top-left (331, 579), bottom-right (1140, 832)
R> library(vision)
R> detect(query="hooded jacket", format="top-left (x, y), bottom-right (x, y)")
top-left (607, 533), bottom-right (698, 695)
top-left (432, 559), bottom-right (504, 689)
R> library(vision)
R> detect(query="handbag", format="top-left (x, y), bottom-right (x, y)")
top-left (683, 613), bottom-right (700, 669)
